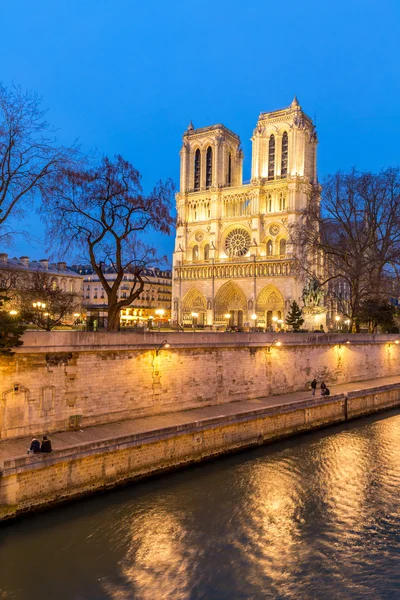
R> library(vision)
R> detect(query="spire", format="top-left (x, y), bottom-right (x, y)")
top-left (187, 120), bottom-right (194, 132)
top-left (291, 94), bottom-right (299, 108)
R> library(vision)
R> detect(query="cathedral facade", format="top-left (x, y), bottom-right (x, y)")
top-left (172, 97), bottom-right (319, 328)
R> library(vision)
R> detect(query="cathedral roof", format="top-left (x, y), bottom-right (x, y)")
top-left (183, 123), bottom-right (240, 141)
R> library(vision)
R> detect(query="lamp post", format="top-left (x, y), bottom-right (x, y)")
top-left (272, 315), bottom-right (278, 331)
top-left (335, 315), bottom-right (341, 332)
top-left (155, 308), bottom-right (165, 332)
top-left (277, 318), bottom-right (284, 331)
top-left (344, 318), bottom-right (351, 332)
top-left (191, 312), bottom-right (198, 331)
top-left (9, 310), bottom-right (18, 316)
top-left (251, 313), bottom-right (257, 331)
top-left (224, 313), bottom-right (231, 331)
top-left (32, 301), bottom-right (46, 329)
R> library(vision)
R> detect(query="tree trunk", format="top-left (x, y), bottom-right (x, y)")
top-left (107, 306), bottom-right (120, 331)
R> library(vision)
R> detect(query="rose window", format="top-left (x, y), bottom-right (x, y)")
top-left (224, 228), bottom-right (251, 257)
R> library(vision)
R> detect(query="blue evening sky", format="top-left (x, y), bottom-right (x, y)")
top-left (2, 0), bottom-right (400, 264)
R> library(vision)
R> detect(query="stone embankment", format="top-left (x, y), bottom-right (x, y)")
top-left (1, 376), bottom-right (400, 520)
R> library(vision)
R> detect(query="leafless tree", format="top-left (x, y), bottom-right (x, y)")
top-left (0, 83), bottom-right (76, 241)
top-left (44, 155), bottom-right (174, 331)
top-left (18, 271), bottom-right (80, 331)
top-left (290, 168), bottom-right (400, 328)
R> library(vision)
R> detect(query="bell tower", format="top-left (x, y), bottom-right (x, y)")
top-left (179, 122), bottom-right (243, 193)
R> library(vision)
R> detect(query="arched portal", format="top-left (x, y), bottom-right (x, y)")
top-left (214, 281), bottom-right (247, 326)
top-left (256, 284), bottom-right (285, 329)
top-left (181, 287), bottom-right (207, 325)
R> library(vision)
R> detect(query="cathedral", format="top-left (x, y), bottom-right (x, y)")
top-left (172, 96), bottom-right (321, 329)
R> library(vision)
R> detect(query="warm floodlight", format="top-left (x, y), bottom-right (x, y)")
top-left (251, 313), bottom-right (257, 321)
top-left (156, 340), bottom-right (170, 356)
top-left (266, 339), bottom-right (282, 352)
top-left (9, 310), bottom-right (18, 316)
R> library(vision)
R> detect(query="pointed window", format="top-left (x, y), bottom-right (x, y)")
top-left (267, 194), bottom-right (272, 212)
top-left (281, 132), bottom-right (288, 177)
top-left (204, 244), bottom-right (210, 260)
top-left (206, 146), bottom-right (213, 188)
top-left (268, 135), bottom-right (275, 180)
top-left (267, 240), bottom-right (273, 256)
top-left (192, 245), bottom-right (199, 261)
top-left (280, 239), bottom-right (286, 255)
top-left (194, 149), bottom-right (201, 190)
top-left (227, 153), bottom-right (232, 186)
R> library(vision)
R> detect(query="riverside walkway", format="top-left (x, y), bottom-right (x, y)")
top-left (2, 375), bottom-right (400, 466)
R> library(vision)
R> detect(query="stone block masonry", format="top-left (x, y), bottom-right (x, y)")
top-left (1, 331), bottom-right (400, 439)
top-left (1, 378), bottom-right (400, 521)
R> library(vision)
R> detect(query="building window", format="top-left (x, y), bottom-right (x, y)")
top-left (281, 132), bottom-right (288, 177)
top-left (194, 149), bottom-right (201, 190)
top-left (279, 193), bottom-right (286, 211)
top-left (227, 153), bottom-right (232, 185)
top-left (204, 244), bottom-right (210, 260)
top-left (267, 194), bottom-right (272, 212)
top-left (280, 239), bottom-right (286, 255)
top-left (192, 245), bottom-right (199, 261)
top-left (206, 146), bottom-right (213, 188)
top-left (268, 135), bottom-right (275, 180)
top-left (267, 240), bottom-right (273, 256)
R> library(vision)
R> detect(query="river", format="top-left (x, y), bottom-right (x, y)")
top-left (2, 410), bottom-right (400, 599)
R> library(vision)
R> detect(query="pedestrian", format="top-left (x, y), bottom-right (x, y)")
top-left (325, 387), bottom-right (331, 396)
top-left (311, 378), bottom-right (317, 396)
top-left (40, 435), bottom-right (52, 453)
top-left (28, 437), bottom-right (40, 454)
top-left (320, 381), bottom-right (327, 396)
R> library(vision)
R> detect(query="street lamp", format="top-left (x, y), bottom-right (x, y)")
top-left (344, 318), bottom-right (351, 332)
top-left (156, 339), bottom-right (170, 356)
top-left (224, 313), bottom-right (231, 331)
top-left (9, 310), bottom-right (18, 316)
top-left (32, 301), bottom-right (46, 329)
top-left (272, 315), bottom-right (278, 331)
top-left (251, 313), bottom-right (257, 331)
top-left (266, 339), bottom-right (282, 352)
top-left (277, 318), bottom-right (284, 331)
top-left (335, 315), bottom-right (341, 332)
top-left (155, 308), bottom-right (165, 332)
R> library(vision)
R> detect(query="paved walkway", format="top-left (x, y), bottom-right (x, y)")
top-left (2, 375), bottom-right (400, 465)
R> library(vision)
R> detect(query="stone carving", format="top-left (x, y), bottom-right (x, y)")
top-left (302, 279), bottom-right (325, 307)
top-left (195, 231), bottom-right (204, 242)
top-left (224, 228), bottom-right (251, 257)
top-left (269, 224), bottom-right (280, 236)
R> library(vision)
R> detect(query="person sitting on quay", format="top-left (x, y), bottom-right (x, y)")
top-left (40, 435), bottom-right (52, 453)
top-left (320, 382), bottom-right (327, 396)
top-left (28, 437), bottom-right (40, 454)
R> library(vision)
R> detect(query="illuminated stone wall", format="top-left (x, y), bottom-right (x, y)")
top-left (1, 331), bottom-right (400, 439)
top-left (2, 382), bottom-right (400, 520)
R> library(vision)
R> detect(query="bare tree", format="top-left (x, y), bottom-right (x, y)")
top-left (18, 271), bottom-right (80, 331)
top-left (45, 155), bottom-right (174, 331)
top-left (0, 83), bottom-right (75, 241)
top-left (290, 168), bottom-right (400, 329)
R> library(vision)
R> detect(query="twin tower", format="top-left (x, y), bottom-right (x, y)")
top-left (172, 97), bottom-right (319, 329)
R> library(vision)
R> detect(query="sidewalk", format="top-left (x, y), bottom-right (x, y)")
top-left (2, 375), bottom-right (400, 464)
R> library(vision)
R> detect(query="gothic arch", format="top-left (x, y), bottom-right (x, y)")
top-left (214, 281), bottom-right (247, 321)
top-left (256, 284), bottom-right (285, 314)
top-left (181, 287), bottom-right (207, 324)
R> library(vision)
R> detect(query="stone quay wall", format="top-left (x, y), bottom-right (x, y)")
top-left (1, 331), bottom-right (400, 439)
top-left (1, 381), bottom-right (400, 520)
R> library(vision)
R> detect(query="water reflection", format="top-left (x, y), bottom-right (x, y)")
top-left (2, 411), bottom-right (400, 599)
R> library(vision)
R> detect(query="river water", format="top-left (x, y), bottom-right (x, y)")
top-left (2, 411), bottom-right (400, 600)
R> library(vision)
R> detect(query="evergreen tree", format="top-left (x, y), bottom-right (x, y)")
top-left (0, 289), bottom-right (25, 356)
top-left (285, 301), bottom-right (304, 331)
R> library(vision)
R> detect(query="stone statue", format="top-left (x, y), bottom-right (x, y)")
top-left (302, 279), bottom-right (325, 307)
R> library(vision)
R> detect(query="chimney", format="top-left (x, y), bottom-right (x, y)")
top-left (57, 261), bottom-right (67, 271)
top-left (20, 256), bottom-right (30, 267)
top-left (39, 259), bottom-right (49, 270)
top-left (0, 253), bottom-right (8, 264)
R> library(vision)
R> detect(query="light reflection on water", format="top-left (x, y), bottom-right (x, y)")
top-left (2, 410), bottom-right (400, 599)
